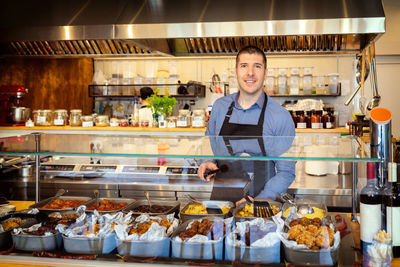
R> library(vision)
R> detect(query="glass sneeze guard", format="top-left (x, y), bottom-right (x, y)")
top-left (0, 133), bottom-right (380, 162)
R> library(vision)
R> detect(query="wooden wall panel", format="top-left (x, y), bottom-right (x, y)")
top-left (0, 57), bottom-right (93, 114)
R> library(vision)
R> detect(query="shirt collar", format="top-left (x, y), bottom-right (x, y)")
top-left (234, 91), bottom-right (265, 110)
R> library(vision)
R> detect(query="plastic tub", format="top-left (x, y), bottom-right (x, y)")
top-left (116, 236), bottom-right (170, 257)
top-left (12, 232), bottom-right (62, 251)
top-left (63, 233), bottom-right (116, 254)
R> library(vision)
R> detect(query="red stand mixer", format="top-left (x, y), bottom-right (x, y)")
top-left (0, 85), bottom-right (30, 126)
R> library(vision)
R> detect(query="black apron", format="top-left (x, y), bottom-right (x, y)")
top-left (210, 92), bottom-right (275, 202)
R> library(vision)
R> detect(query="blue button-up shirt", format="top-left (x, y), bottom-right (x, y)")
top-left (205, 92), bottom-right (296, 200)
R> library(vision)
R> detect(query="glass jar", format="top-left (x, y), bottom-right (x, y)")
top-left (289, 75), bottom-right (300, 95)
top-left (35, 109), bottom-right (52, 126)
top-left (53, 109), bottom-right (68, 126)
top-left (177, 109), bottom-right (190, 128)
top-left (295, 110), bottom-right (307, 129)
top-left (302, 75), bottom-right (313, 95)
top-left (315, 75), bottom-right (326, 94)
top-left (328, 73), bottom-right (339, 94)
top-left (81, 115), bottom-right (94, 127)
top-left (311, 110), bottom-right (322, 129)
top-left (95, 115), bottom-right (109, 126)
top-left (323, 108), bottom-right (336, 129)
top-left (69, 109), bottom-right (82, 126)
top-left (167, 116), bottom-right (177, 128)
top-left (277, 68), bottom-right (287, 95)
top-left (110, 118), bottom-right (119, 127)
top-left (140, 119), bottom-right (150, 127)
top-left (32, 110), bottom-right (39, 125)
top-left (265, 68), bottom-right (275, 95)
top-left (192, 109), bottom-right (205, 128)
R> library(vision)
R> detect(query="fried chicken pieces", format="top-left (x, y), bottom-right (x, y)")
top-left (129, 219), bottom-right (172, 236)
top-left (287, 217), bottom-right (334, 250)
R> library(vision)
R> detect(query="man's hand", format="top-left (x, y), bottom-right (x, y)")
top-left (235, 195), bottom-right (254, 207)
top-left (197, 161), bottom-right (218, 181)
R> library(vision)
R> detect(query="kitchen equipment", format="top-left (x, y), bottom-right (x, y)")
top-left (180, 199), bottom-right (232, 222)
top-left (344, 52), bottom-right (370, 106)
top-left (0, 85), bottom-right (29, 126)
top-left (253, 199), bottom-right (274, 217)
top-left (122, 199), bottom-right (180, 217)
top-left (144, 191), bottom-right (152, 208)
top-left (367, 43), bottom-right (381, 110)
top-left (94, 189), bottom-right (99, 208)
top-left (84, 197), bottom-right (135, 213)
top-left (63, 233), bottom-right (116, 254)
top-left (12, 232), bottom-right (62, 251)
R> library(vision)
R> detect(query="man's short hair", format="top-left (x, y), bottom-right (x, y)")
top-left (236, 46), bottom-right (267, 69)
top-left (140, 87), bottom-right (154, 100)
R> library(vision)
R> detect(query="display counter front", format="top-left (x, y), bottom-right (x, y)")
top-left (0, 133), bottom-right (389, 266)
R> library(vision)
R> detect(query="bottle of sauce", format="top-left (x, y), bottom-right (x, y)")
top-left (305, 110), bottom-right (312, 128)
top-left (295, 110), bottom-right (307, 129)
top-left (311, 110), bottom-right (321, 129)
top-left (323, 108), bottom-right (336, 129)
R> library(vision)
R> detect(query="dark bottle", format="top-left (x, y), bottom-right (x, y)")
top-left (305, 110), bottom-right (312, 128)
top-left (295, 110), bottom-right (307, 129)
top-left (360, 162), bottom-right (383, 253)
top-left (384, 162), bottom-right (400, 258)
top-left (323, 108), bottom-right (336, 129)
top-left (311, 109), bottom-right (322, 129)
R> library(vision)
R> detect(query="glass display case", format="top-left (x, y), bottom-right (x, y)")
top-left (0, 133), bottom-right (394, 266)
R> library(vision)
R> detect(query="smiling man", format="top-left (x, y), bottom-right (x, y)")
top-left (198, 45), bottom-right (295, 205)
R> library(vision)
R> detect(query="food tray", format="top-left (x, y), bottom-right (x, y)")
top-left (225, 238), bottom-right (280, 263)
top-left (30, 196), bottom-right (92, 212)
top-left (232, 199), bottom-right (282, 221)
top-left (116, 237), bottom-right (170, 257)
top-left (12, 232), bottom-right (62, 251)
top-left (122, 199), bottom-right (180, 217)
top-left (63, 233), bottom-right (116, 254)
top-left (171, 218), bottom-right (224, 260)
top-left (0, 215), bottom-right (37, 250)
top-left (180, 200), bottom-right (233, 222)
top-left (84, 198), bottom-right (136, 213)
top-left (284, 244), bottom-right (338, 266)
top-left (282, 202), bottom-right (327, 219)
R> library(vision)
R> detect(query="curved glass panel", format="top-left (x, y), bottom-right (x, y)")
top-left (0, 133), bottom-right (380, 162)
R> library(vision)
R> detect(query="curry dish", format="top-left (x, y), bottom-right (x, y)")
top-left (40, 199), bottom-right (87, 209)
top-left (1, 218), bottom-right (24, 231)
top-left (86, 199), bottom-right (128, 211)
top-left (129, 219), bottom-right (172, 236)
top-left (184, 203), bottom-right (230, 214)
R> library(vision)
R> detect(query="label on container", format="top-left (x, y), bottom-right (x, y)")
top-left (360, 203), bottom-right (382, 243)
top-left (158, 120), bottom-right (166, 128)
top-left (167, 122), bottom-right (176, 128)
top-left (110, 122), bottom-right (119, 127)
top-left (53, 119), bottom-right (64, 126)
top-left (82, 121), bottom-right (93, 127)
top-left (326, 122), bottom-right (333, 129)
top-left (37, 116), bottom-right (47, 124)
top-left (311, 122), bottom-right (321, 129)
top-left (177, 121), bottom-right (188, 127)
top-left (387, 206), bottom-right (400, 246)
top-left (297, 122), bottom-right (307, 129)
top-left (192, 117), bottom-right (204, 127)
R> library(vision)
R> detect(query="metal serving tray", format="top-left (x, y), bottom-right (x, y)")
top-left (282, 202), bottom-right (328, 219)
top-left (63, 233), bottom-right (116, 254)
top-left (84, 198), bottom-right (136, 213)
top-left (171, 218), bottom-right (224, 260)
top-left (180, 200), bottom-right (233, 222)
top-left (29, 196), bottom-right (92, 212)
top-left (232, 199), bottom-right (282, 221)
top-left (122, 199), bottom-right (180, 217)
top-left (0, 215), bottom-right (37, 249)
top-left (12, 232), bottom-right (62, 251)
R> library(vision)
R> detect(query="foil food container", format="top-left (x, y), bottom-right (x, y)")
top-left (12, 232), bottom-right (62, 251)
top-left (171, 218), bottom-right (224, 260)
top-left (180, 200), bottom-right (233, 222)
top-left (122, 199), bottom-right (180, 217)
top-left (84, 197), bottom-right (136, 213)
top-left (282, 202), bottom-right (328, 219)
top-left (63, 233), bottom-right (116, 254)
top-left (30, 196), bottom-right (92, 213)
top-left (284, 245), bottom-right (338, 266)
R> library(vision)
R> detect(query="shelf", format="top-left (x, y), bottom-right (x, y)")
top-left (0, 133), bottom-right (379, 162)
top-left (88, 83), bottom-right (206, 98)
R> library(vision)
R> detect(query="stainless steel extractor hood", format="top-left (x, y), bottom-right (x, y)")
top-left (0, 0), bottom-right (385, 57)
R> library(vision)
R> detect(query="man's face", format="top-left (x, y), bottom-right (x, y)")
top-left (236, 52), bottom-right (266, 95)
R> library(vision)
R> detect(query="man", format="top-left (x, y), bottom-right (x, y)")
top-left (138, 87), bottom-right (154, 124)
top-left (197, 46), bottom-right (295, 205)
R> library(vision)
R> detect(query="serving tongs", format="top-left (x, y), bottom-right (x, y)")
top-left (93, 190), bottom-right (100, 209)
top-left (186, 194), bottom-right (223, 214)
